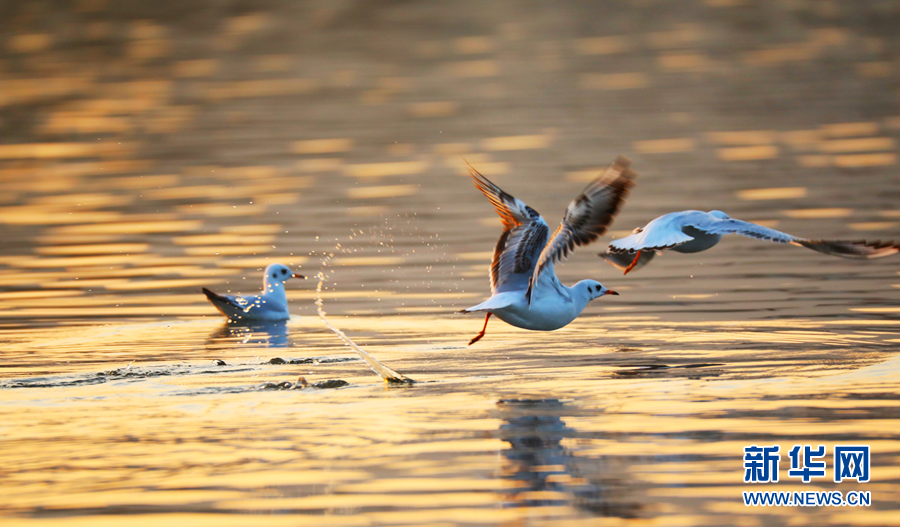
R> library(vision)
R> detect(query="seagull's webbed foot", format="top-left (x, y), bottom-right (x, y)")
top-left (468, 312), bottom-right (492, 346)
top-left (623, 250), bottom-right (642, 275)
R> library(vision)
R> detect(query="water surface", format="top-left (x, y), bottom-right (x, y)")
top-left (1, 1), bottom-right (899, 525)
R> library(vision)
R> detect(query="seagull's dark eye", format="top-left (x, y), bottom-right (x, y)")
top-left (281, 269), bottom-right (288, 275)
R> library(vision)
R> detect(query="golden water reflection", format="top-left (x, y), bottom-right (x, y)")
top-left (2, 0), bottom-right (900, 525)
top-left (1, 316), bottom-right (899, 525)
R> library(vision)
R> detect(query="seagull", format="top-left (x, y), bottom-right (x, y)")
top-left (459, 156), bottom-right (636, 345)
top-left (603, 210), bottom-right (900, 274)
top-left (203, 263), bottom-right (304, 322)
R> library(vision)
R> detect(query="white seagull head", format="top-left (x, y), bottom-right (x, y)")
top-left (263, 263), bottom-right (304, 292)
top-left (577, 279), bottom-right (618, 302)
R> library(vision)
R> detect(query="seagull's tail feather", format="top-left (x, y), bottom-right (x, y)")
top-left (202, 287), bottom-right (242, 319)
top-left (459, 292), bottom-right (518, 314)
top-left (795, 239), bottom-right (900, 259)
top-left (202, 287), bottom-right (221, 302)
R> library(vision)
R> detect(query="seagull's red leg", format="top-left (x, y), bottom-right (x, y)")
top-left (623, 250), bottom-right (642, 275)
top-left (468, 312), bottom-right (492, 346)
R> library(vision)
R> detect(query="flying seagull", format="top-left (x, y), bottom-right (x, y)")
top-left (602, 210), bottom-right (900, 274)
top-left (459, 156), bottom-right (636, 345)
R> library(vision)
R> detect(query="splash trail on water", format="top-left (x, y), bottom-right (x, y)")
top-left (315, 271), bottom-right (414, 384)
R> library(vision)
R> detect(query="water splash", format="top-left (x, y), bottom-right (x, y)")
top-left (314, 270), bottom-right (414, 384)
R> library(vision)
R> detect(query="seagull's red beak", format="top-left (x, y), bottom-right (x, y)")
top-left (604, 290), bottom-right (619, 296)
top-left (292, 273), bottom-right (305, 279)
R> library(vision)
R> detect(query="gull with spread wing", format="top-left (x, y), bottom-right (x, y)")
top-left (203, 263), bottom-right (305, 322)
top-left (459, 156), bottom-right (637, 345)
top-left (602, 210), bottom-right (900, 274)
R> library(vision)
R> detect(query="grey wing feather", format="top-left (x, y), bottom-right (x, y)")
top-left (691, 217), bottom-right (796, 243)
top-left (688, 216), bottom-right (900, 259)
top-left (530, 156), bottom-right (637, 300)
top-left (794, 239), bottom-right (900, 259)
top-left (468, 164), bottom-right (550, 294)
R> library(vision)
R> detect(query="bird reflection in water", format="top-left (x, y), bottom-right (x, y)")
top-left (207, 319), bottom-right (291, 348)
top-left (495, 398), bottom-right (641, 518)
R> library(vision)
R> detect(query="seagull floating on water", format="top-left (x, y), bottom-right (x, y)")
top-left (203, 263), bottom-right (304, 322)
top-left (459, 156), bottom-right (636, 345)
top-left (601, 210), bottom-right (900, 274)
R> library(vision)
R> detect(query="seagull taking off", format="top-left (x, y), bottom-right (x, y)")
top-left (603, 210), bottom-right (900, 274)
top-left (203, 263), bottom-right (304, 322)
top-left (459, 156), bottom-right (636, 345)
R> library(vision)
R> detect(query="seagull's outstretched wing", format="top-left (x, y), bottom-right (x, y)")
top-left (678, 215), bottom-right (900, 258)
top-left (468, 164), bottom-right (550, 294)
top-left (687, 215), bottom-right (797, 243)
top-left (529, 155), bottom-right (637, 301)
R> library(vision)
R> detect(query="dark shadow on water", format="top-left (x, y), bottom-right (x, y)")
top-left (207, 319), bottom-right (292, 348)
top-left (0, 362), bottom-right (257, 389)
top-left (168, 378), bottom-right (351, 396)
top-left (495, 398), bottom-right (642, 517)
top-left (614, 363), bottom-right (726, 378)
